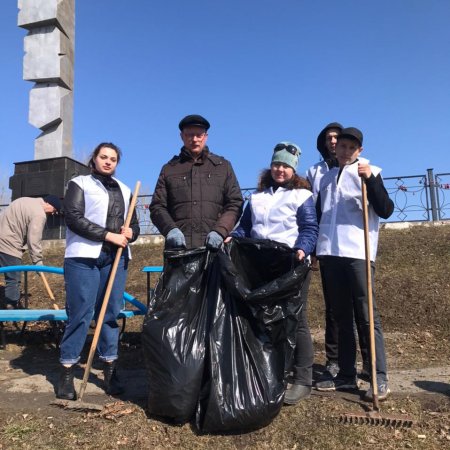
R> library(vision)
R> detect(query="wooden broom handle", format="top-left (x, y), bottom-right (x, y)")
top-left (39, 272), bottom-right (59, 310)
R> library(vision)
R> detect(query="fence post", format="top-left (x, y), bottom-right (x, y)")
top-left (427, 168), bottom-right (438, 221)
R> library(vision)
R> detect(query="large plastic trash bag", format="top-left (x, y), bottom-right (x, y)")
top-left (141, 247), bottom-right (211, 422)
top-left (196, 238), bottom-right (310, 433)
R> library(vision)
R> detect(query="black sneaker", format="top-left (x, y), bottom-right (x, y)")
top-left (284, 384), bottom-right (311, 405)
top-left (326, 361), bottom-right (339, 378)
top-left (318, 360), bottom-right (339, 381)
top-left (315, 376), bottom-right (359, 392)
top-left (364, 383), bottom-right (391, 401)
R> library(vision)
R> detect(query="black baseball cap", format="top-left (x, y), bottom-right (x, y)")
top-left (337, 127), bottom-right (363, 146)
top-left (178, 114), bottom-right (210, 131)
top-left (43, 195), bottom-right (62, 213)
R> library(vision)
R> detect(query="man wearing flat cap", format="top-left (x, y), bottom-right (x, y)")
top-left (150, 114), bottom-right (243, 250)
top-left (0, 195), bottom-right (62, 309)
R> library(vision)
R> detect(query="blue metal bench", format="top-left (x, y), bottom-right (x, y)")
top-left (141, 265), bottom-right (163, 305)
top-left (0, 265), bottom-right (147, 348)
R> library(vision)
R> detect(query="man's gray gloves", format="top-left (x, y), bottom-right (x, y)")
top-left (166, 228), bottom-right (223, 250)
top-left (205, 231), bottom-right (223, 250)
top-left (166, 228), bottom-right (186, 248)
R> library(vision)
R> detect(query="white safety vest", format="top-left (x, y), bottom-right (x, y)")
top-left (316, 158), bottom-right (381, 261)
top-left (249, 187), bottom-right (313, 248)
top-left (65, 175), bottom-right (132, 259)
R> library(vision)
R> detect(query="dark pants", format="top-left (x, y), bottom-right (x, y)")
top-left (320, 261), bottom-right (339, 363)
top-left (0, 252), bottom-right (22, 305)
top-left (291, 270), bottom-right (313, 386)
top-left (320, 260), bottom-right (369, 366)
top-left (320, 256), bottom-right (388, 383)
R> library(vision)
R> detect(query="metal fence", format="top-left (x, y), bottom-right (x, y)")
top-left (383, 170), bottom-right (450, 222)
top-left (1, 169), bottom-right (449, 236)
top-left (135, 169), bottom-right (450, 233)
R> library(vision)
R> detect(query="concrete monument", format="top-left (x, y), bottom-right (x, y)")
top-left (18, 0), bottom-right (75, 159)
top-left (9, 1), bottom-right (91, 239)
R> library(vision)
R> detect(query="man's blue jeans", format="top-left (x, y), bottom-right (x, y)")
top-left (0, 252), bottom-right (22, 305)
top-left (59, 250), bottom-right (128, 365)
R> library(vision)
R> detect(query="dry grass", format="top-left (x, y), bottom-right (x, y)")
top-left (1, 224), bottom-right (450, 449)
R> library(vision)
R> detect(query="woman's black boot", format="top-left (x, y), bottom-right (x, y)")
top-left (56, 365), bottom-right (77, 400)
top-left (103, 361), bottom-right (124, 395)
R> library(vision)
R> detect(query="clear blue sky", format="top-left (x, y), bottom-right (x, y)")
top-left (1, 0), bottom-right (449, 197)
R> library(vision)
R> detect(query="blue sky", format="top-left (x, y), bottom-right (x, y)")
top-left (1, 0), bottom-right (449, 198)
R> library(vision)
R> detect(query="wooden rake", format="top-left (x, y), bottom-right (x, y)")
top-left (340, 177), bottom-right (414, 428)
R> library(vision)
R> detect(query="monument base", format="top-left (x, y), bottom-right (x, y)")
top-left (9, 157), bottom-right (91, 239)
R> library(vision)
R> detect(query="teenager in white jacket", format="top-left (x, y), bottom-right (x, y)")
top-left (315, 128), bottom-right (394, 401)
top-left (307, 122), bottom-right (369, 383)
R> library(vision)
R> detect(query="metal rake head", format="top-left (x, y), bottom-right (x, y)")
top-left (340, 412), bottom-right (414, 428)
top-left (50, 398), bottom-right (104, 412)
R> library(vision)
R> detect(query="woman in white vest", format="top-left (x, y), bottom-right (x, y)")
top-left (229, 142), bottom-right (319, 405)
top-left (56, 143), bottom-right (140, 401)
top-left (315, 127), bottom-right (394, 401)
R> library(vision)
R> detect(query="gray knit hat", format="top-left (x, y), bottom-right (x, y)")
top-left (271, 142), bottom-right (301, 171)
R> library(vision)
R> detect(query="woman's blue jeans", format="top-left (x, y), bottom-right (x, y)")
top-left (59, 250), bottom-right (128, 365)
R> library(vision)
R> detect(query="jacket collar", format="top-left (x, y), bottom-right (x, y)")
top-left (170, 146), bottom-right (222, 166)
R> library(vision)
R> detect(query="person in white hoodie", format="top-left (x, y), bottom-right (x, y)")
top-left (307, 122), bottom-right (369, 383)
top-left (306, 122), bottom-right (344, 380)
top-left (56, 142), bottom-right (140, 401)
top-left (314, 128), bottom-right (394, 401)
top-left (306, 122), bottom-right (342, 202)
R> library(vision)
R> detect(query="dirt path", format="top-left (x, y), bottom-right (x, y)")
top-left (1, 348), bottom-right (449, 414)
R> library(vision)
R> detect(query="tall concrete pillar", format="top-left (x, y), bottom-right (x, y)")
top-left (18, 0), bottom-right (75, 159)
top-left (10, 1), bottom-right (86, 239)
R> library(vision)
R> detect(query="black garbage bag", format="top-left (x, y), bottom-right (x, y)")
top-left (196, 238), bottom-right (310, 433)
top-left (141, 247), bottom-right (212, 422)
